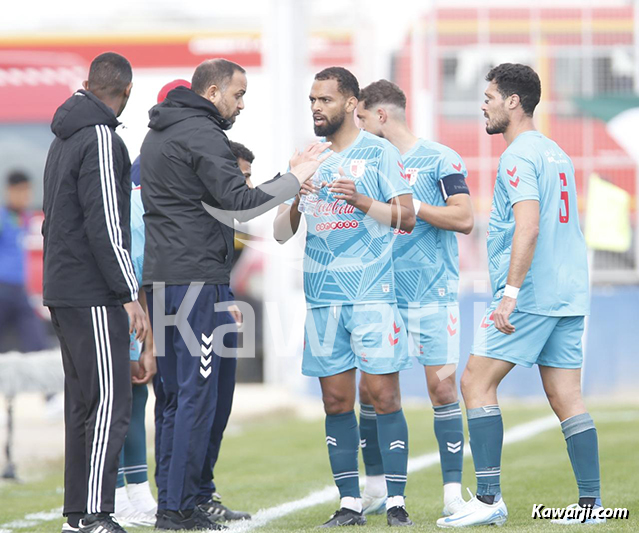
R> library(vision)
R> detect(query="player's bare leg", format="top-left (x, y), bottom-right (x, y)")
top-left (358, 375), bottom-right (387, 515)
top-left (437, 356), bottom-right (513, 527)
top-left (361, 372), bottom-right (412, 526)
top-left (425, 365), bottom-right (465, 514)
top-left (318, 369), bottom-right (366, 526)
top-left (539, 366), bottom-right (604, 524)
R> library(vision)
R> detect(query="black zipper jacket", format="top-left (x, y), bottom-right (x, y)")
top-left (42, 90), bottom-right (138, 307)
top-left (140, 86), bottom-right (299, 287)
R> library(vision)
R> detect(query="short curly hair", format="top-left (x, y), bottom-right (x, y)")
top-left (314, 67), bottom-right (360, 98)
top-left (229, 141), bottom-right (254, 164)
top-left (358, 79), bottom-right (406, 111)
top-left (486, 63), bottom-right (541, 116)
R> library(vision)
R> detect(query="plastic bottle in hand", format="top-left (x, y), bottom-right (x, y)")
top-left (298, 171), bottom-right (322, 215)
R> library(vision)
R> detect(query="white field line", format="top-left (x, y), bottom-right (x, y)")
top-left (0, 508), bottom-right (62, 532)
top-left (227, 415), bottom-right (559, 532)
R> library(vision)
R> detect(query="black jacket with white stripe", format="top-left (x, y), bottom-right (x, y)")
top-left (43, 90), bottom-right (138, 307)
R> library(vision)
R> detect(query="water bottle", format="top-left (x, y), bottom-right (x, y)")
top-left (298, 171), bottom-right (322, 215)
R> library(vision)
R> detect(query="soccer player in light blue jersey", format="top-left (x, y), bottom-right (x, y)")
top-left (274, 67), bottom-right (416, 527)
top-left (438, 64), bottom-right (602, 528)
top-left (356, 80), bottom-right (473, 518)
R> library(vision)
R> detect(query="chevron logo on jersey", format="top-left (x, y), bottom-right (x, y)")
top-left (350, 159), bottom-right (366, 178)
top-left (406, 168), bottom-right (419, 186)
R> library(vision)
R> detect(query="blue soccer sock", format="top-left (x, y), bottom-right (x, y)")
top-left (433, 402), bottom-right (464, 485)
top-left (123, 384), bottom-right (149, 484)
top-left (467, 405), bottom-right (503, 502)
top-left (376, 409), bottom-right (409, 497)
top-left (359, 404), bottom-right (384, 476)
top-left (561, 413), bottom-right (601, 502)
top-left (325, 411), bottom-right (361, 498)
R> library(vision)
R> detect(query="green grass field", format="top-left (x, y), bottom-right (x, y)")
top-left (1, 402), bottom-right (637, 532)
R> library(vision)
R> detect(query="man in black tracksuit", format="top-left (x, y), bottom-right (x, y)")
top-left (42, 52), bottom-right (147, 533)
top-left (141, 58), bottom-right (329, 531)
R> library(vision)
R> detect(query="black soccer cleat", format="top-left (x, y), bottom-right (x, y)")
top-left (155, 508), bottom-right (227, 531)
top-left (198, 495), bottom-right (251, 521)
top-left (79, 514), bottom-right (127, 533)
top-left (319, 508), bottom-right (367, 528)
top-left (386, 506), bottom-right (413, 527)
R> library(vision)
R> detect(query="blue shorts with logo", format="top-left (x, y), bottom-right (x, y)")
top-left (399, 303), bottom-right (460, 366)
top-left (471, 300), bottom-right (585, 369)
top-left (302, 302), bottom-right (412, 377)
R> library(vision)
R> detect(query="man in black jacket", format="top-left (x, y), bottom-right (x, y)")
top-left (141, 58), bottom-right (328, 530)
top-left (43, 52), bottom-right (147, 533)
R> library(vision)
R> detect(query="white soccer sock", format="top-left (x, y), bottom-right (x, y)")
top-left (340, 497), bottom-right (363, 513)
top-left (126, 481), bottom-right (157, 515)
top-left (444, 482), bottom-right (462, 503)
top-left (386, 495), bottom-right (405, 510)
top-left (363, 475), bottom-right (387, 497)
top-left (115, 486), bottom-right (135, 515)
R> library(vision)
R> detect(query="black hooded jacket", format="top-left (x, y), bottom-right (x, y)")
top-left (140, 86), bottom-right (299, 286)
top-left (42, 90), bottom-right (138, 307)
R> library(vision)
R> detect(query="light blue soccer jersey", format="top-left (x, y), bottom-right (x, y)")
top-left (488, 131), bottom-right (589, 316)
top-left (130, 185), bottom-right (145, 286)
top-left (393, 140), bottom-right (467, 306)
top-left (299, 130), bottom-right (412, 308)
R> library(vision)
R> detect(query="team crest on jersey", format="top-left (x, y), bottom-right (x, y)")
top-left (406, 168), bottom-right (419, 186)
top-left (350, 159), bottom-right (366, 178)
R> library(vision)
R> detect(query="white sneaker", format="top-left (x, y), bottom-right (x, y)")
top-left (126, 480), bottom-right (158, 516)
top-left (442, 495), bottom-right (467, 517)
top-left (550, 503), bottom-right (607, 525)
top-left (362, 491), bottom-right (387, 515)
top-left (437, 489), bottom-right (507, 528)
top-left (61, 523), bottom-right (79, 532)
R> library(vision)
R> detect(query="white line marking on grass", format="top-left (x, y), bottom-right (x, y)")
top-left (0, 508), bottom-right (62, 532)
top-left (228, 415), bottom-right (558, 532)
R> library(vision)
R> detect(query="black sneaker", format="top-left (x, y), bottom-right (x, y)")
top-left (80, 514), bottom-right (126, 533)
top-left (319, 508), bottom-right (367, 528)
top-left (198, 495), bottom-right (251, 521)
top-left (155, 508), bottom-right (227, 531)
top-left (386, 506), bottom-right (413, 527)
top-left (192, 507), bottom-right (227, 530)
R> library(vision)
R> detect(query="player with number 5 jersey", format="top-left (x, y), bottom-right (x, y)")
top-left (439, 64), bottom-right (602, 529)
top-left (487, 132), bottom-right (589, 316)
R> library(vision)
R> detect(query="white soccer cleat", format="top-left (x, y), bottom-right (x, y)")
top-left (113, 509), bottom-right (156, 527)
top-left (362, 491), bottom-right (387, 515)
top-left (550, 503), bottom-right (607, 525)
top-left (437, 489), bottom-right (507, 528)
top-left (442, 495), bottom-right (467, 517)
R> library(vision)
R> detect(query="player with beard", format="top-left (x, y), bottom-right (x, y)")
top-left (355, 80), bottom-right (473, 518)
top-left (438, 64), bottom-right (600, 528)
top-left (274, 67), bottom-right (416, 527)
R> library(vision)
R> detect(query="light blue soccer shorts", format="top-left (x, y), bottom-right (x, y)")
top-left (399, 303), bottom-right (460, 366)
top-left (302, 302), bottom-right (412, 377)
top-left (129, 331), bottom-right (141, 362)
top-left (471, 300), bottom-right (585, 368)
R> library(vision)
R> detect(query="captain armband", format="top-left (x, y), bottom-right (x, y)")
top-left (438, 174), bottom-right (469, 202)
